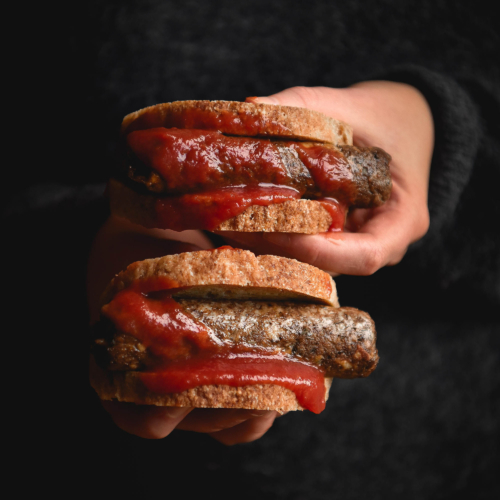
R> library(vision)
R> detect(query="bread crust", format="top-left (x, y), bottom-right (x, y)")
top-left (121, 100), bottom-right (353, 145)
top-left (100, 246), bottom-right (338, 307)
top-left (108, 178), bottom-right (333, 235)
top-left (90, 356), bottom-right (332, 413)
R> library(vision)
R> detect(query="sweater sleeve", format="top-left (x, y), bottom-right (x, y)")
top-left (382, 65), bottom-right (500, 303)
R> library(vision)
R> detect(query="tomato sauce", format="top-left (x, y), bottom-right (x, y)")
top-left (124, 128), bottom-right (351, 232)
top-left (291, 143), bottom-right (356, 205)
top-left (123, 105), bottom-right (294, 138)
top-left (317, 198), bottom-right (347, 232)
top-left (140, 353), bottom-right (326, 414)
top-left (154, 185), bottom-right (301, 231)
top-left (127, 128), bottom-right (297, 193)
top-left (101, 281), bottom-right (326, 413)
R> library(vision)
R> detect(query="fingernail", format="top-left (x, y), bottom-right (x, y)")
top-left (248, 411), bottom-right (269, 418)
top-left (262, 233), bottom-right (291, 247)
top-left (245, 96), bottom-right (276, 104)
top-left (162, 407), bottom-right (192, 420)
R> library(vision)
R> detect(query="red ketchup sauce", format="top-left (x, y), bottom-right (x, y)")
top-left (291, 143), bottom-right (356, 204)
top-left (125, 128), bottom-right (350, 232)
top-left (123, 105), bottom-right (293, 138)
top-left (140, 354), bottom-right (326, 414)
top-left (127, 128), bottom-right (294, 191)
top-left (317, 198), bottom-right (346, 232)
top-left (101, 279), bottom-right (326, 413)
top-left (154, 185), bottom-right (301, 231)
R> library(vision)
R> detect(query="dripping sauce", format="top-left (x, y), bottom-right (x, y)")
top-left (101, 278), bottom-right (326, 413)
top-left (124, 128), bottom-right (350, 232)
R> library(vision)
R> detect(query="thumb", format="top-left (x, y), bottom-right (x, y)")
top-left (246, 87), bottom-right (328, 110)
top-left (102, 401), bottom-right (192, 439)
top-left (245, 87), bottom-right (357, 126)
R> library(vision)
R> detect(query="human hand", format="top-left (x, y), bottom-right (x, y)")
top-left (88, 215), bottom-right (280, 444)
top-left (222, 82), bottom-right (433, 275)
top-left (102, 401), bottom-right (280, 443)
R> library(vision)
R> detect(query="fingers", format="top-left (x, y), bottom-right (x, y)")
top-left (103, 401), bottom-right (279, 443)
top-left (208, 411), bottom-right (279, 446)
top-left (248, 83), bottom-right (433, 170)
top-left (246, 87), bottom-right (368, 142)
top-left (102, 401), bottom-right (192, 439)
top-left (243, 83), bottom-right (432, 277)
top-left (262, 232), bottom-right (387, 276)
top-left (247, 85), bottom-right (378, 137)
top-left (221, 229), bottom-right (386, 276)
top-left (261, 205), bottom-right (416, 275)
top-left (221, 167), bottom-right (429, 276)
top-left (223, 197), bottom-right (427, 276)
top-left (216, 230), bottom-right (296, 258)
top-left (247, 86), bottom-right (334, 111)
top-left (176, 408), bottom-right (273, 433)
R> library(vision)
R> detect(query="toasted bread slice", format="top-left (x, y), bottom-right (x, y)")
top-left (108, 178), bottom-right (333, 235)
top-left (215, 198), bottom-right (333, 233)
top-left (121, 100), bottom-right (353, 145)
top-left (90, 356), bottom-right (332, 413)
top-left (100, 246), bottom-right (338, 307)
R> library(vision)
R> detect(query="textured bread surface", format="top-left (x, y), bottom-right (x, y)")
top-left (108, 178), bottom-right (332, 234)
top-left (121, 100), bottom-right (353, 145)
top-left (101, 246), bottom-right (338, 307)
top-left (216, 199), bottom-right (332, 233)
top-left (90, 356), bottom-right (332, 413)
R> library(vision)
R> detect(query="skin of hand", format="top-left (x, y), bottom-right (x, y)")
top-left (88, 215), bottom-right (280, 444)
top-left (88, 81), bottom-right (433, 443)
top-left (222, 82), bottom-right (433, 276)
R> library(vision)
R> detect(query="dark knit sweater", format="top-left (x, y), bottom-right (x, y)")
top-left (8, 1), bottom-right (499, 497)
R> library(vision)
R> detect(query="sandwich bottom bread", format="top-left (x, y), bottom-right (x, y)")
top-left (90, 247), bottom-right (378, 414)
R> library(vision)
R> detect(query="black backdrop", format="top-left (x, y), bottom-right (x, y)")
top-left (10, 1), bottom-right (499, 498)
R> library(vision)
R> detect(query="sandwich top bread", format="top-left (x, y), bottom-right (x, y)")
top-left (90, 247), bottom-right (378, 414)
top-left (110, 100), bottom-right (392, 233)
top-left (121, 100), bottom-right (354, 144)
top-left (99, 246), bottom-right (339, 307)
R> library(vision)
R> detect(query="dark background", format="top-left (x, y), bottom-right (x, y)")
top-left (10, 1), bottom-right (499, 497)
